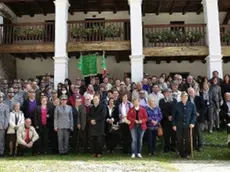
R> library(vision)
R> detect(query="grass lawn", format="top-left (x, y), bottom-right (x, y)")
top-left (0, 131), bottom-right (229, 172)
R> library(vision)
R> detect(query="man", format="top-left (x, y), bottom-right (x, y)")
top-left (182, 75), bottom-right (199, 92)
top-left (4, 88), bottom-right (17, 112)
top-left (148, 84), bottom-right (164, 107)
top-left (125, 77), bottom-right (131, 91)
top-left (76, 78), bottom-right (86, 96)
top-left (103, 77), bottom-right (113, 91)
top-left (0, 93), bottom-right (9, 157)
top-left (172, 92), bottom-right (196, 159)
top-left (54, 95), bottom-right (73, 155)
top-left (142, 78), bottom-right (151, 93)
top-left (209, 70), bottom-right (223, 86)
top-left (159, 89), bottom-right (177, 153)
top-left (44, 73), bottom-right (54, 88)
top-left (17, 118), bottom-right (39, 156)
top-left (209, 77), bottom-right (223, 131)
top-left (13, 84), bottom-right (24, 106)
top-left (49, 89), bottom-right (58, 103)
top-left (188, 87), bottom-right (205, 151)
top-left (72, 96), bottom-right (86, 153)
top-left (90, 77), bottom-right (100, 92)
top-left (139, 90), bottom-right (148, 108)
top-left (132, 82), bottom-right (148, 102)
top-left (1, 80), bottom-right (8, 99)
top-left (171, 80), bottom-right (182, 102)
top-left (22, 89), bottom-right (38, 121)
top-left (31, 81), bottom-right (41, 100)
top-left (89, 95), bottom-right (106, 158)
top-left (68, 85), bottom-right (83, 106)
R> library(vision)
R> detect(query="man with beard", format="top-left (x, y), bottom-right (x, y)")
top-left (0, 93), bottom-right (9, 157)
top-left (159, 88), bottom-right (177, 153)
top-left (172, 92), bottom-right (196, 159)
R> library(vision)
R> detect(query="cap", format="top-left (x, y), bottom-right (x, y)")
top-left (60, 94), bottom-right (68, 100)
top-left (181, 91), bottom-right (188, 97)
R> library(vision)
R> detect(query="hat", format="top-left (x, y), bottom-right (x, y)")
top-left (181, 91), bottom-right (188, 97)
top-left (171, 80), bottom-right (178, 85)
top-left (60, 95), bottom-right (68, 100)
top-left (52, 90), bottom-right (57, 94)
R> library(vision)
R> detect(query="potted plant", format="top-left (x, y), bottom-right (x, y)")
top-left (222, 30), bottom-right (230, 45)
top-left (145, 32), bottom-right (162, 44)
top-left (71, 27), bottom-right (91, 39)
top-left (185, 31), bottom-right (205, 44)
top-left (103, 25), bottom-right (122, 38)
top-left (14, 27), bottom-right (44, 39)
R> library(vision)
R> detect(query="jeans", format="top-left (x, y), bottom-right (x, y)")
top-left (147, 129), bottom-right (158, 154)
top-left (130, 125), bottom-right (145, 155)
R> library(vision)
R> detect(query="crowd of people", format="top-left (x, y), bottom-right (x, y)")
top-left (0, 71), bottom-right (229, 159)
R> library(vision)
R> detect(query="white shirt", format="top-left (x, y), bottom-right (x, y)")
top-left (121, 102), bottom-right (127, 123)
top-left (148, 92), bottom-right (164, 107)
top-left (172, 90), bottom-right (181, 102)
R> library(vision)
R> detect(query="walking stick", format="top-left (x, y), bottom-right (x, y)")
top-left (190, 127), bottom-right (194, 159)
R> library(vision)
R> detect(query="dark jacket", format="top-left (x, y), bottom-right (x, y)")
top-left (189, 96), bottom-right (205, 123)
top-left (209, 84), bottom-right (223, 109)
top-left (220, 101), bottom-right (230, 123)
top-left (159, 98), bottom-right (177, 125)
top-left (22, 99), bottom-right (39, 121)
top-left (34, 105), bottom-right (52, 128)
top-left (89, 104), bottom-right (106, 136)
top-left (172, 101), bottom-right (196, 129)
top-left (72, 105), bottom-right (86, 130)
top-left (105, 106), bottom-right (119, 134)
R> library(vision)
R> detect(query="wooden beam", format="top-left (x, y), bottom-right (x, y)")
top-left (169, 1), bottom-right (175, 15)
top-left (34, 0), bottom-right (47, 16)
top-left (196, 4), bottom-right (203, 15)
top-left (166, 59), bottom-right (171, 63)
top-left (156, 0), bottom-right (163, 15)
top-left (182, 1), bottom-right (190, 15)
top-left (113, 0), bottom-right (116, 13)
top-left (223, 11), bottom-right (230, 24)
top-left (97, 0), bottom-right (102, 14)
top-left (189, 59), bottom-right (195, 63)
top-left (144, 47), bottom-right (209, 57)
top-left (114, 55), bottom-right (120, 63)
top-left (177, 58), bottom-right (182, 63)
top-left (1, 0), bottom-right (34, 2)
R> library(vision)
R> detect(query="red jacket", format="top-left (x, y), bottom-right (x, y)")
top-left (68, 94), bottom-right (85, 106)
top-left (127, 106), bottom-right (148, 130)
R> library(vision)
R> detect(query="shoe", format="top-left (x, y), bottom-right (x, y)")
top-left (209, 130), bottom-right (213, 134)
top-left (92, 154), bottom-right (97, 157)
top-left (186, 155), bottom-right (190, 159)
top-left (131, 154), bottom-right (135, 158)
top-left (137, 153), bottom-right (142, 158)
top-left (97, 154), bottom-right (102, 158)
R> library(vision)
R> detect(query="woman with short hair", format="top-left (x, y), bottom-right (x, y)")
top-left (7, 102), bottom-right (25, 156)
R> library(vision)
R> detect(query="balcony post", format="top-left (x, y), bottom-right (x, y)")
top-left (128, 0), bottom-right (144, 83)
top-left (202, 0), bottom-right (223, 79)
top-left (53, 0), bottom-right (70, 88)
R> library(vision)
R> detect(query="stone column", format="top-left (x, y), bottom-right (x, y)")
top-left (53, 0), bottom-right (69, 88)
top-left (202, 0), bottom-right (223, 78)
top-left (128, 0), bottom-right (144, 83)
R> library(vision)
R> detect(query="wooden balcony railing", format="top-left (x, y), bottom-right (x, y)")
top-left (68, 19), bottom-right (130, 42)
top-left (0, 22), bottom-right (55, 45)
top-left (143, 24), bottom-right (206, 47)
top-left (220, 25), bottom-right (230, 46)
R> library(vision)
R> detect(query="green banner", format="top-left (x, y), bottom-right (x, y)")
top-left (78, 54), bottom-right (98, 77)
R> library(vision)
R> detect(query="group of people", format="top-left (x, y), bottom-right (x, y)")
top-left (0, 70), bottom-right (229, 159)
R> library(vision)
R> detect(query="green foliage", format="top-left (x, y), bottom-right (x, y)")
top-left (71, 24), bottom-right (122, 39)
top-left (146, 29), bottom-right (205, 44)
top-left (222, 30), bottom-right (230, 43)
top-left (14, 27), bottom-right (44, 37)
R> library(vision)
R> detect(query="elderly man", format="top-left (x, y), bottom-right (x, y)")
top-left (172, 92), bottom-right (196, 159)
top-left (188, 87), bottom-right (205, 151)
top-left (54, 95), bottom-right (73, 155)
top-left (148, 84), bottom-right (164, 107)
top-left (171, 80), bottom-right (182, 102)
top-left (132, 82), bottom-right (148, 102)
top-left (209, 70), bottom-right (223, 86)
top-left (182, 75), bottom-right (199, 92)
top-left (0, 93), bottom-right (9, 157)
top-left (17, 118), bottom-right (39, 156)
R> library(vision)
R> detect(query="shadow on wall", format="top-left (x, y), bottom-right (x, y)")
top-left (0, 54), bottom-right (16, 80)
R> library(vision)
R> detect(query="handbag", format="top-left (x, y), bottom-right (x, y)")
top-left (157, 124), bottom-right (163, 136)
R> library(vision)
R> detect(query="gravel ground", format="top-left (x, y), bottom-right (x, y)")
top-left (1, 159), bottom-right (230, 172)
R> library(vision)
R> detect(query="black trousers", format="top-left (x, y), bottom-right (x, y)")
top-left (79, 129), bottom-right (89, 152)
top-left (106, 131), bottom-right (121, 152)
top-left (193, 122), bottom-right (203, 149)
top-left (162, 122), bottom-right (176, 151)
top-left (120, 123), bottom-right (131, 154)
top-left (91, 136), bottom-right (103, 155)
top-left (176, 128), bottom-right (191, 157)
top-left (17, 141), bottom-right (38, 156)
top-left (38, 125), bottom-right (48, 153)
top-left (72, 127), bottom-right (78, 152)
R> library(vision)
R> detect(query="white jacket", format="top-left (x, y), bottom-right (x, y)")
top-left (7, 111), bottom-right (25, 134)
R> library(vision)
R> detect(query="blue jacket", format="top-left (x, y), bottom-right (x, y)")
top-left (145, 106), bottom-right (162, 130)
top-left (172, 101), bottom-right (196, 129)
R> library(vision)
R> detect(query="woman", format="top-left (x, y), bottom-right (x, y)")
top-left (221, 74), bottom-right (230, 98)
top-left (127, 98), bottom-right (148, 158)
top-left (34, 96), bottom-right (51, 154)
top-left (7, 102), bottom-right (25, 156)
top-left (84, 84), bottom-right (95, 101)
top-left (146, 97), bottom-right (162, 156)
top-left (60, 85), bottom-right (71, 98)
top-left (105, 98), bottom-right (120, 153)
top-left (64, 78), bottom-right (73, 96)
top-left (118, 93), bottom-right (133, 154)
top-left (57, 83), bottom-right (63, 97)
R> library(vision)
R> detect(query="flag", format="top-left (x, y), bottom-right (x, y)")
top-left (101, 52), bottom-right (107, 77)
top-left (77, 54), bottom-right (97, 77)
